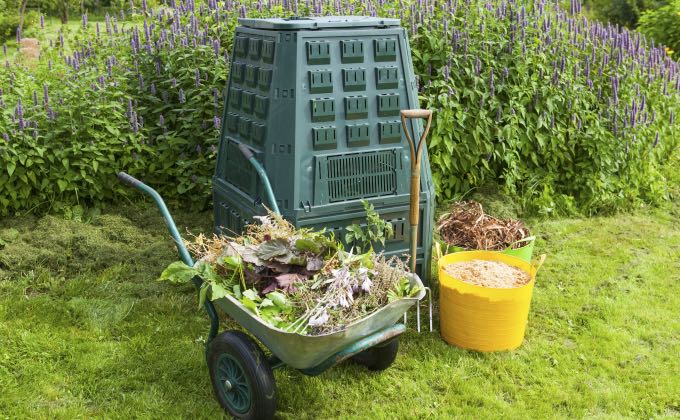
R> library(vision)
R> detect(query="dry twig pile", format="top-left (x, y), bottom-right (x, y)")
top-left (437, 201), bottom-right (530, 251)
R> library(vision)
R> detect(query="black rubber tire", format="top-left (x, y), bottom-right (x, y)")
top-left (351, 337), bottom-right (399, 371)
top-left (207, 330), bottom-right (276, 420)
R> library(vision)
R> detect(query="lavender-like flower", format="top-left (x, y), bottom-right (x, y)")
top-left (159, 114), bottom-right (165, 126)
top-left (213, 115), bottom-right (220, 129)
top-left (653, 131), bottom-right (659, 148)
top-left (179, 88), bottom-right (185, 103)
top-left (40, 15), bottom-right (45, 29)
top-left (33, 90), bottom-right (38, 106)
top-left (195, 68), bottom-right (200, 86)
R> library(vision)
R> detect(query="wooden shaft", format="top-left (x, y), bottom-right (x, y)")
top-left (400, 109), bottom-right (433, 274)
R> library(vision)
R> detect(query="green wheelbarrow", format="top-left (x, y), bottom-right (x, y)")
top-left (117, 171), bottom-right (427, 419)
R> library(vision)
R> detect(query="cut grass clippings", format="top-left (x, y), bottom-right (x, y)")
top-left (0, 202), bottom-right (679, 418)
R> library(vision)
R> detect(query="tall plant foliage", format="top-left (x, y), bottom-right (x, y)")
top-left (411, 0), bottom-right (679, 214)
top-left (0, 0), bottom-right (678, 216)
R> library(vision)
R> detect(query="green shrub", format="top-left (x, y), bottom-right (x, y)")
top-left (0, 13), bottom-right (20, 40)
top-left (412, 2), bottom-right (679, 215)
top-left (587, 0), bottom-right (656, 28)
top-left (0, 0), bottom-right (678, 217)
top-left (639, 0), bottom-right (680, 54)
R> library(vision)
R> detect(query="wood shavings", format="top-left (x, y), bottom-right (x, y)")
top-left (444, 259), bottom-right (531, 288)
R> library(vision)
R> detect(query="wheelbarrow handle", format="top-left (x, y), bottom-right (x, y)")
top-left (237, 144), bottom-right (281, 215)
top-left (117, 171), bottom-right (222, 344)
top-left (117, 171), bottom-right (194, 267)
top-left (117, 172), bottom-right (144, 188)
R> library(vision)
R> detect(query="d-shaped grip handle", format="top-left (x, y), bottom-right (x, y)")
top-left (400, 109), bottom-right (432, 119)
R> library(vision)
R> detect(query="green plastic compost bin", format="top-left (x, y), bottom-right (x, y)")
top-left (213, 16), bottom-right (436, 282)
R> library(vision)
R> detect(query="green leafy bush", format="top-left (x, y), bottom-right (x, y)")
top-left (0, 13), bottom-right (20, 40)
top-left (0, 0), bottom-right (678, 217)
top-left (639, 0), bottom-right (680, 54)
top-left (412, 1), bottom-right (679, 214)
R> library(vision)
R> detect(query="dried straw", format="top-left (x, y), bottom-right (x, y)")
top-left (437, 201), bottom-right (530, 251)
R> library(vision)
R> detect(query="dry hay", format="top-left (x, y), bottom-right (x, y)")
top-left (437, 201), bottom-right (530, 251)
top-left (444, 259), bottom-right (530, 288)
top-left (19, 38), bottom-right (40, 61)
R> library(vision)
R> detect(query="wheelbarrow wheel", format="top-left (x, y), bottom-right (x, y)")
top-left (207, 330), bottom-right (276, 419)
top-left (351, 337), bottom-right (399, 371)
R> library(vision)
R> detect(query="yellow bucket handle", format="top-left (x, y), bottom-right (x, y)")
top-left (531, 254), bottom-right (547, 275)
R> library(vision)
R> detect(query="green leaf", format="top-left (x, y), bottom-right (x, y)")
top-left (256, 238), bottom-right (290, 260)
top-left (6, 162), bottom-right (16, 177)
top-left (243, 289), bottom-right (261, 302)
top-left (267, 291), bottom-right (289, 309)
top-left (159, 261), bottom-right (197, 284)
top-left (223, 255), bottom-right (242, 268)
top-left (232, 284), bottom-right (242, 299)
top-left (260, 298), bottom-right (274, 307)
top-left (57, 180), bottom-right (68, 192)
top-left (210, 284), bottom-right (230, 300)
top-left (198, 283), bottom-right (209, 309)
top-left (241, 296), bottom-right (258, 313)
top-left (295, 238), bottom-right (321, 254)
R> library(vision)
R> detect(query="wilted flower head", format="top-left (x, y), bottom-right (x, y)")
top-left (308, 309), bottom-right (330, 327)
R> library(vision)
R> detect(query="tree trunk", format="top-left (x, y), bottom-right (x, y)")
top-left (17, 0), bottom-right (29, 39)
top-left (61, 0), bottom-right (69, 24)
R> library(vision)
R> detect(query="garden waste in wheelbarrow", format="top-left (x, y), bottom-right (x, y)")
top-left (117, 172), bottom-right (430, 419)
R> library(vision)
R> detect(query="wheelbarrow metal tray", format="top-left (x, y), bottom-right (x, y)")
top-left (212, 274), bottom-right (425, 370)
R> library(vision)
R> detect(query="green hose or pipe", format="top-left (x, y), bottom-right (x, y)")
top-left (238, 144), bottom-right (280, 215)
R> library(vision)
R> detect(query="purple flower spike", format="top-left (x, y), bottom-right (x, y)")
top-left (653, 131), bottom-right (659, 148)
top-left (159, 114), bottom-right (165, 126)
top-left (179, 89), bottom-right (185, 103)
top-left (195, 68), bottom-right (200, 87)
top-left (213, 115), bottom-right (221, 129)
top-left (40, 15), bottom-right (45, 29)
top-left (33, 90), bottom-right (38, 106)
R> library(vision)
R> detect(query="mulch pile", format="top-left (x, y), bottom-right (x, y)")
top-left (437, 201), bottom-right (530, 251)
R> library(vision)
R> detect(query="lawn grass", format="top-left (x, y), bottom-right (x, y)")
top-left (0, 201), bottom-right (678, 418)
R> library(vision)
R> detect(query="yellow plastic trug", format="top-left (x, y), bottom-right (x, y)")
top-left (438, 251), bottom-right (538, 352)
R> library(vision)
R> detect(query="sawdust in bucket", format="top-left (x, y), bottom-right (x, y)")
top-left (443, 259), bottom-right (531, 288)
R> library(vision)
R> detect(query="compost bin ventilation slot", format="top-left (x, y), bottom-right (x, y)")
top-left (324, 150), bottom-right (397, 202)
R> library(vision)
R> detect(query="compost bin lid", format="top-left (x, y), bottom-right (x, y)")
top-left (238, 16), bottom-right (401, 30)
